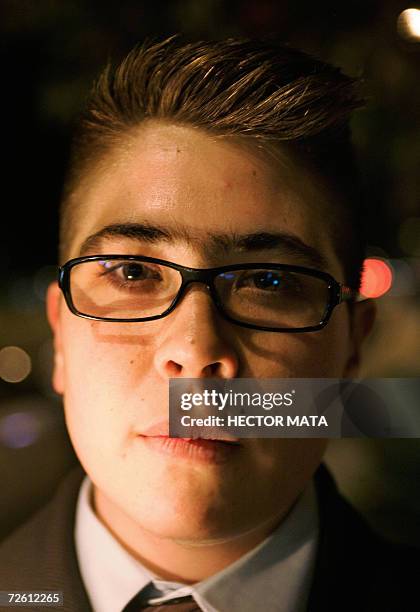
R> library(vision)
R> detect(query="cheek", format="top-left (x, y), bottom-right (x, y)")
top-left (240, 310), bottom-right (351, 378)
top-left (59, 317), bottom-right (159, 462)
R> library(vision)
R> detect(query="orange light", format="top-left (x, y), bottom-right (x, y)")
top-left (360, 258), bottom-right (393, 298)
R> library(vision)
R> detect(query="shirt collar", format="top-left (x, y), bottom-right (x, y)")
top-left (75, 474), bottom-right (319, 612)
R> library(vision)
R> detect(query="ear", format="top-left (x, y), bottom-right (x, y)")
top-left (46, 281), bottom-right (65, 395)
top-left (343, 299), bottom-right (376, 378)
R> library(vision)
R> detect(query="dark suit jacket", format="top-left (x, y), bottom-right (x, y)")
top-left (0, 463), bottom-right (418, 611)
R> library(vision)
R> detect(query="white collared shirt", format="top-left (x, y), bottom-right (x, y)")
top-left (75, 475), bottom-right (319, 612)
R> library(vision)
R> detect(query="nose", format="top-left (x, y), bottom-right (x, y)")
top-left (153, 284), bottom-right (239, 379)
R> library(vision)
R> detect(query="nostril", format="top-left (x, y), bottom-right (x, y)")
top-left (203, 362), bottom-right (222, 376)
top-left (166, 360), bottom-right (183, 376)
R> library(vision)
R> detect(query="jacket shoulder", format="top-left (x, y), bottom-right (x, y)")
top-left (0, 466), bottom-right (91, 611)
top-left (308, 463), bottom-right (420, 611)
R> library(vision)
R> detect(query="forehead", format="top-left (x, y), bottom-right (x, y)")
top-left (68, 121), bottom-right (342, 278)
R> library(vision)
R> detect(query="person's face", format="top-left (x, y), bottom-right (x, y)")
top-left (47, 122), bottom-right (374, 543)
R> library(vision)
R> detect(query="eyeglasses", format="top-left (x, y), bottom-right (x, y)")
top-left (58, 255), bottom-right (358, 333)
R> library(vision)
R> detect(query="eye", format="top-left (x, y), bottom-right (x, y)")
top-left (253, 271), bottom-right (282, 290)
top-left (236, 270), bottom-right (290, 291)
top-left (120, 263), bottom-right (156, 281)
top-left (99, 261), bottom-right (161, 282)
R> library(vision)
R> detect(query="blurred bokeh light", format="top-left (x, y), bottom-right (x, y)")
top-left (360, 258), bottom-right (393, 298)
top-left (0, 410), bottom-right (41, 448)
top-left (397, 8), bottom-right (420, 41)
top-left (0, 346), bottom-right (32, 383)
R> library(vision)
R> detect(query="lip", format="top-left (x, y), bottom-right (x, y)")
top-left (140, 420), bottom-right (241, 444)
top-left (137, 435), bottom-right (242, 464)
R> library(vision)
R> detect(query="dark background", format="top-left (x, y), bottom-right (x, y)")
top-left (1, 0), bottom-right (419, 545)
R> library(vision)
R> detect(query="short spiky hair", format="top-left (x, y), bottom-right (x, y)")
top-left (60, 35), bottom-right (366, 289)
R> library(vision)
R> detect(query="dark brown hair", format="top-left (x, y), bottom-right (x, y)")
top-left (60, 35), bottom-right (366, 289)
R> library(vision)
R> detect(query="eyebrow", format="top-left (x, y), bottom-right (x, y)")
top-left (78, 221), bottom-right (330, 270)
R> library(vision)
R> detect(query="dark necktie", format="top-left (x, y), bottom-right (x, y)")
top-left (122, 593), bottom-right (202, 611)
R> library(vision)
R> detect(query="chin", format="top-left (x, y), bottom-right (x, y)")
top-left (125, 482), bottom-right (238, 538)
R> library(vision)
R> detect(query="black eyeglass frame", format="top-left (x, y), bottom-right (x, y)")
top-left (58, 254), bottom-right (358, 333)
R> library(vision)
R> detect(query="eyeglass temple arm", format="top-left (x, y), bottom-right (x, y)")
top-left (340, 285), bottom-right (360, 303)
